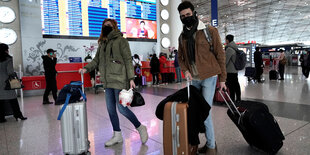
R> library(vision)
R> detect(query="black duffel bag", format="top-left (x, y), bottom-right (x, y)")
top-left (55, 81), bottom-right (84, 105)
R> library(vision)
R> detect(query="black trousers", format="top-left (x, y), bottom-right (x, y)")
top-left (255, 66), bottom-right (263, 81)
top-left (302, 66), bottom-right (310, 78)
top-left (278, 64), bottom-right (285, 79)
top-left (43, 77), bottom-right (58, 102)
top-left (226, 73), bottom-right (241, 102)
top-left (0, 99), bottom-right (23, 120)
top-left (134, 75), bottom-right (142, 86)
top-left (152, 73), bottom-right (159, 84)
top-left (161, 73), bottom-right (169, 83)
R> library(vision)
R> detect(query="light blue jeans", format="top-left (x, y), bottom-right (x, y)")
top-left (191, 76), bottom-right (217, 149)
top-left (105, 88), bottom-right (141, 131)
top-left (175, 67), bottom-right (182, 82)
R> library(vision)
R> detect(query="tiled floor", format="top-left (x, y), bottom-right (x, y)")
top-left (1, 66), bottom-right (309, 155)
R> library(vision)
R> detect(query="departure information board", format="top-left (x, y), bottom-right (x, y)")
top-left (41, 0), bottom-right (157, 39)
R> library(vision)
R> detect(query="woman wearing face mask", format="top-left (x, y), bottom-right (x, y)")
top-left (79, 19), bottom-right (148, 146)
top-left (0, 43), bottom-right (27, 123)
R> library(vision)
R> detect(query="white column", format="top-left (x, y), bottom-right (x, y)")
top-left (170, 0), bottom-right (182, 49)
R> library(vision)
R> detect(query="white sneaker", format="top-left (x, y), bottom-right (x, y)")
top-left (137, 125), bottom-right (148, 144)
top-left (104, 131), bottom-right (123, 147)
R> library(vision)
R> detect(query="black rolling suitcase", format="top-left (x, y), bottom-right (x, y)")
top-left (244, 67), bottom-right (256, 78)
top-left (168, 73), bottom-right (175, 83)
top-left (218, 90), bottom-right (285, 154)
top-left (269, 60), bottom-right (279, 80)
top-left (269, 70), bottom-right (278, 80)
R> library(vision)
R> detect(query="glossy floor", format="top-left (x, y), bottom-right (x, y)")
top-left (0, 66), bottom-right (309, 155)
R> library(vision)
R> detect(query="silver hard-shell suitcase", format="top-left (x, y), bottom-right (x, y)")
top-left (59, 73), bottom-right (90, 155)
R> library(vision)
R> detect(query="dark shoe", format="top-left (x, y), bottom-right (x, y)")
top-left (15, 116), bottom-right (27, 121)
top-left (206, 147), bottom-right (217, 155)
top-left (198, 142), bottom-right (217, 154)
top-left (43, 101), bottom-right (53, 104)
top-left (198, 144), bottom-right (208, 153)
top-left (278, 78), bottom-right (284, 80)
top-left (189, 145), bottom-right (198, 155)
top-left (0, 119), bottom-right (7, 123)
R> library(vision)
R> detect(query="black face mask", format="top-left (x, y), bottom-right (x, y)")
top-left (102, 26), bottom-right (113, 36)
top-left (181, 15), bottom-right (197, 28)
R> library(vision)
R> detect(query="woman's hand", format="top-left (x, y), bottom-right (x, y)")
top-left (130, 80), bottom-right (136, 89)
top-left (79, 68), bottom-right (87, 74)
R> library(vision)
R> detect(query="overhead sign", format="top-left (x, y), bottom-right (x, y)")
top-left (211, 0), bottom-right (218, 27)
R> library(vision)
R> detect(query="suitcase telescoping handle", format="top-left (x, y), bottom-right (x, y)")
top-left (81, 72), bottom-right (85, 93)
top-left (187, 77), bottom-right (191, 99)
top-left (217, 88), bottom-right (241, 117)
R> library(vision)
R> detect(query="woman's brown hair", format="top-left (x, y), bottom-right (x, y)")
top-left (98, 18), bottom-right (118, 44)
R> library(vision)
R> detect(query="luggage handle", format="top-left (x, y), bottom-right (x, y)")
top-left (186, 77), bottom-right (191, 99)
top-left (176, 126), bottom-right (180, 147)
top-left (81, 72), bottom-right (85, 93)
top-left (217, 88), bottom-right (241, 117)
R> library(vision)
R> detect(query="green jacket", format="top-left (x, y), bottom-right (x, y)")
top-left (84, 30), bottom-right (134, 90)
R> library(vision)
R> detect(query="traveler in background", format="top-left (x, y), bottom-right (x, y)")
top-left (159, 53), bottom-right (169, 85)
top-left (0, 43), bottom-right (27, 123)
top-left (225, 35), bottom-right (241, 102)
top-left (42, 48), bottom-right (58, 104)
top-left (277, 49), bottom-right (285, 80)
top-left (174, 49), bottom-right (182, 83)
top-left (132, 54), bottom-right (142, 87)
top-left (177, 1), bottom-right (227, 154)
top-left (79, 19), bottom-right (148, 147)
top-left (269, 55), bottom-right (273, 68)
top-left (132, 54), bottom-right (142, 66)
top-left (299, 50), bottom-right (310, 78)
top-left (150, 54), bottom-right (160, 85)
top-left (254, 47), bottom-right (264, 82)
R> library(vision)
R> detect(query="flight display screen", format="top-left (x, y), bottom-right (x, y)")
top-left (41, 0), bottom-right (157, 40)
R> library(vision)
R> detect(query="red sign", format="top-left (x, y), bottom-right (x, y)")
top-left (32, 81), bottom-right (41, 89)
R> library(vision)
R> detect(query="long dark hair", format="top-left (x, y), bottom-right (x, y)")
top-left (0, 43), bottom-right (11, 62)
top-left (133, 54), bottom-right (140, 60)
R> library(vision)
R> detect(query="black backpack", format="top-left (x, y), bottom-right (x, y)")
top-left (233, 48), bottom-right (246, 70)
top-left (56, 81), bottom-right (86, 120)
top-left (55, 81), bottom-right (85, 105)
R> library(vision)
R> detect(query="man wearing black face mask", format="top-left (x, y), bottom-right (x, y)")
top-left (177, 1), bottom-right (227, 155)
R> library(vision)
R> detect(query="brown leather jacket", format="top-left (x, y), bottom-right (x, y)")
top-left (178, 24), bottom-right (227, 82)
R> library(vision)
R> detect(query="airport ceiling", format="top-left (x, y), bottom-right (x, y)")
top-left (191, 0), bottom-right (310, 45)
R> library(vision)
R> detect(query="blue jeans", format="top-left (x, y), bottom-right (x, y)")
top-left (105, 88), bottom-right (141, 131)
top-left (175, 67), bottom-right (182, 82)
top-left (191, 76), bottom-right (217, 149)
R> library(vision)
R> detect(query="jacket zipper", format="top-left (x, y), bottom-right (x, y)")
top-left (104, 42), bottom-right (108, 86)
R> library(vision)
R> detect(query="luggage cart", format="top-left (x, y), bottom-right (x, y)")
top-left (94, 69), bottom-right (104, 94)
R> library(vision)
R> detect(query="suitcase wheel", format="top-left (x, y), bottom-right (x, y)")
top-left (80, 151), bottom-right (91, 155)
